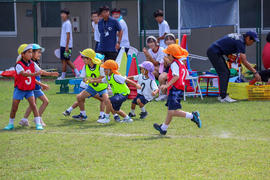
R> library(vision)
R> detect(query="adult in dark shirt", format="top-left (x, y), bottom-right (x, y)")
top-left (97, 6), bottom-right (123, 61)
top-left (207, 31), bottom-right (261, 103)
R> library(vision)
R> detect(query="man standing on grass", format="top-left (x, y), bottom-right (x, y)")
top-left (58, 8), bottom-right (80, 80)
top-left (111, 8), bottom-right (130, 54)
top-left (154, 9), bottom-right (170, 49)
top-left (91, 11), bottom-right (101, 52)
top-left (207, 31), bottom-right (261, 103)
top-left (97, 6), bottom-right (123, 61)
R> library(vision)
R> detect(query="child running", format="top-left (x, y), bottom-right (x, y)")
top-left (153, 44), bottom-right (202, 135)
top-left (128, 61), bottom-right (159, 119)
top-left (91, 60), bottom-right (141, 123)
top-left (20, 44), bottom-right (59, 127)
top-left (4, 44), bottom-right (43, 130)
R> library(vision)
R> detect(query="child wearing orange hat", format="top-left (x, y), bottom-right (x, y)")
top-left (90, 60), bottom-right (141, 123)
top-left (153, 44), bottom-right (202, 135)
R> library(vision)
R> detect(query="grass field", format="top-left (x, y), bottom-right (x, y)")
top-left (0, 80), bottom-right (270, 179)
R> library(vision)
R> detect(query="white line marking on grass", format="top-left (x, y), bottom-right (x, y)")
top-left (7, 131), bottom-right (270, 141)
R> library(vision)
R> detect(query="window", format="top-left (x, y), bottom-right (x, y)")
top-left (41, 2), bottom-right (61, 28)
top-left (0, 3), bottom-right (17, 36)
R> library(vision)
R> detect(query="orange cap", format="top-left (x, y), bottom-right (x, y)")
top-left (101, 60), bottom-right (120, 75)
top-left (163, 44), bottom-right (189, 59)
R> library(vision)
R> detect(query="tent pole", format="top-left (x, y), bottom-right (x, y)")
top-left (32, 1), bottom-right (38, 43)
top-left (237, 0), bottom-right (240, 34)
top-left (177, 0), bottom-right (181, 45)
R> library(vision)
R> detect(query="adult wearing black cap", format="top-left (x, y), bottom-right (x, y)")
top-left (207, 31), bottom-right (261, 103)
top-left (97, 5), bottom-right (123, 61)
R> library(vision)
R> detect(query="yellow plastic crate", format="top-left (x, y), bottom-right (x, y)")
top-left (247, 85), bottom-right (270, 101)
top-left (227, 82), bottom-right (249, 100)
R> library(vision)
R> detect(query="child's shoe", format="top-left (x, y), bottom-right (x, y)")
top-left (128, 112), bottom-right (136, 118)
top-left (3, 124), bottom-right (14, 130)
top-left (139, 111), bottom-right (148, 119)
top-left (153, 123), bottom-right (167, 135)
top-left (36, 123), bottom-right (43, 130)
top-left (114, 115), bottom-right (121, 122)
top-left (72, 113), bottom-right (88, 121)
top-left (63, 110), bottom-right (71, 116)
top-left (122, 117), bottom-right (133, 123)
top-left (97, 117), bottom-right (110, 124)
top-left (191, 111), bottom-right (201, 128)
top-left (19, 119), bottom-right (29, 127)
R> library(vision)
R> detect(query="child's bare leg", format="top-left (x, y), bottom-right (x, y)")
top-left (38, 95), bottom-right (49, 117)
top-left (72, 101), bottom-right (79, 109)
top-left (62, 60), bottom-right (67, 73)
top-left (94, 94), bottom-right (105, 113)
top-left (66, 60), bottom-right (75, 70)
top-left (116, 110), bottom-right (127, 118)
top-left (158, 72), bottom-right (167, 86)
top-left (77, 91), bottom-right (90, 111)
top-left (27, 96), bottom-right (42, 126)
top-left (10, 99), bottom-right (20, 119)
top-left (164, 110), bottom-right (174, 125)
top-left (136, 99), bottom-right (144, 108)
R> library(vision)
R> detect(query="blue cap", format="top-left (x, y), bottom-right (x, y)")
top-left (32, 43), bottom-right (45, 52)
top-left (245, 31), bottom-right (259, 42)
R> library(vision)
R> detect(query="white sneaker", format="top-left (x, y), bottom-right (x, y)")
top-left (19, 119), bottom-right (29, 126)
top-left (219, 95), bottom-right (237, 103)
top-left (121, 117), bottom-right (133, 123)
top-left (97, 117), bottom-right (110, 124)
top-left (57, 76), bottom-right (64, 80)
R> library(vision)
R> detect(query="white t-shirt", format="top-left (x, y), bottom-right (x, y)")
top-left (92, 21), bottom-right (100, 42)
top-left (60, 20), bottom-right (73, 48)
top-left (118, 19), bottom-right (130, 48)
top-left (102, 74), bottom-right (126, 84)
top-left (134, 74), bottom-right (158, 101)
top-left (158, 20), bottom-right (170, 48)
top-left (148, 47), bottom-right (165, 64)
top-left (170, 62), bottom-right (180, 76)
top-left (80, 65), bottom-right (105, 78)
top-left (15, 61), bottom-right (41, 74)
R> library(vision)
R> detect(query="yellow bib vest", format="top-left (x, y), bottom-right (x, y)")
top-left (106, 74), bottom-right (130, 96)
top-left (85, 64), bottom-right (108, 91)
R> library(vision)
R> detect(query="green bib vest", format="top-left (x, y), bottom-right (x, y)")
top-left (106, 74), bottom-right (130, 96)
top-left (85, 64), bottom-right (108, 91)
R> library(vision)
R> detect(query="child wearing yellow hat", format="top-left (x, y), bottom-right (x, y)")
top-left (4, 44), bottom-right (43, 130)
top-left (62, 49), bottom-right (108, 121)
top-left (20, 44), bottom-right (59, 127)
top-left (153, 44), bottom-right (202, 135)
top-left (62, 48), bottom-right (110, 121)
top-left (90, 60), bottom-right (141, 123)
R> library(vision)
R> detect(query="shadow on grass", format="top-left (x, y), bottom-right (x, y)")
top-left (185, 97), bottom-right (220, 104)
top-left (130, 135), bottom-right (171, 141)
top-left (56, 119), bottom-right (116, 129)
top-left (253, 119), bottom-right (270, 122)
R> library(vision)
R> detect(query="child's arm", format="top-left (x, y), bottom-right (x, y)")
top-left (125, 79), bottom-right (141, 89)
top-left (36, 80), bottom-right (49, 91)
top-left (160, 75), bottom-right (179, 92)
top-left (20, 70), bottom-right (41, 77)
top-left (40, 70), bottom-right (59, 77)
top-left (127, 76), bottom-right (135, 80)
top-left (151, 89), bottom-right (159, 96)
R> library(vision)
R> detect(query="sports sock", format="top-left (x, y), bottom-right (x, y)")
top-left (124, 115), bottom-right (129, 119)
top-left (105, 114), bottom-right (110, 118)
top-left (61, 72), bottom-right (66, 78)
top-left (80, 111), bottom-right (86, 116)
top-left (100, 111), bottom-right (105, 116)
top-left (161, 123), bottom-right (168, 131)
top-left (67, 106), bottom-right (73, 112)
top-left (34, 117), bottom-right (41, 125)
top-left (131, 109), bottom-right (135, 114)
top-left (185, 112), bottom-right (193, 119)
top-left (21, 118), bottom-right (28, 122)
top-left (113, 114), bottom-right (118, 117)
top-left (9, 118), bottom-right (15, 124)
top-left (140, 107), bottom-right (146, 112)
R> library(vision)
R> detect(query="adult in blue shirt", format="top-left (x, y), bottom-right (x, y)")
top-left (97, 6), bottom-right (123, 61)
top-left (207, 31), bottom-right (261, 103)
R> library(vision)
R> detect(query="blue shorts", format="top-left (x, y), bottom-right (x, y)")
top-left (85, 85), bottom-right (108, 98)
top-left (110, 94), bottom-right (128, 111)
top-left (60, 47), bottom-right (72, 60)
top-left (132, 94), bottom-right (149, 105)
top-left (34, 89), bottom-right (45, 98)
top-left (165, 87), bottom-right (183, 110)
top-left (13, 88), bottom-right (34, 100)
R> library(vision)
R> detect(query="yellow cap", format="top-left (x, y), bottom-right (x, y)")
top-left (80, 48), bottom-right (101, 65)
top-left (17, 44), bottom-right (32, 55)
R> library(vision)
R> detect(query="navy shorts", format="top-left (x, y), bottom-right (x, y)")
top-left (110, 94), bottom-right (128, 111)
top-left (165, 87), bottom-right (183, 110)
top-left (132, 94), bottom-right (149, 105)
top-left (60, 47), bottom-right (72, 60)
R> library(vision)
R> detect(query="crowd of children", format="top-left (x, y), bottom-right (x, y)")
top-left (3, 39), bottom-right (201, 135)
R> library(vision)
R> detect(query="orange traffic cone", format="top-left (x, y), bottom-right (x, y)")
top-left (127, 57), bottom-right (138, 99)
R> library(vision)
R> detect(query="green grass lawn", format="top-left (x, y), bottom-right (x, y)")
top-left (0, 80), bottom-right (270, 179)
